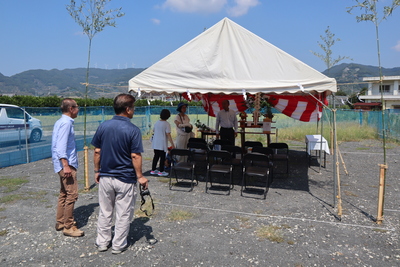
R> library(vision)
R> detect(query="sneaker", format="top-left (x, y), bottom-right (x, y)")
top-left (158, 171), bottom-right (169, 176)
top-left (150, 170), bottom-right (159, 175)
top-left (112, 244), bottom-right (129, 254)
top-left (95, 243), bottom-right (109, 252)
top-left (63, 226), bottom-right (84, 237)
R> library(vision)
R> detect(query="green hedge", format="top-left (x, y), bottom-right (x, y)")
top-left (0, 95), bottom-right (203, 107)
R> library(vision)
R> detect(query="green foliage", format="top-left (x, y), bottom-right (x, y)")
top-left (66, 0), bottom-right (124, 40)
top-left (0, 95), bottom-right (114, 107)
top-left (311, 26), bottom-right (352, 72)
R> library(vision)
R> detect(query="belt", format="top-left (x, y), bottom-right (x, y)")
top-left (220, 127), bottom-right (233, 129)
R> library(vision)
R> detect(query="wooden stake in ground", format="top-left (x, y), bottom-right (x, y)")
top-left (376, 163), bottom-right (387, 224)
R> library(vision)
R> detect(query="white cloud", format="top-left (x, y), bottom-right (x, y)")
top-left (162, 0), bottom-right (260, 16)
top-left (227, 0), bottom-right (260, 17)
top-left (392, 40), bottom-right (400, 52)
top-left (151, 18), bottom-right (161, 25)
top-left (162, 0), bottom-right (227, 14)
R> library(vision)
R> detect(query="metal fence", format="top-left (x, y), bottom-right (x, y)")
top-left (1, 106), bottom-right (399, 168)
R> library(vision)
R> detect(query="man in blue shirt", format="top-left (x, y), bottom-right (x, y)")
top-left (92, 93), bottom-right (148, 254)
top-left (52, 98), bottom-right (84, 237)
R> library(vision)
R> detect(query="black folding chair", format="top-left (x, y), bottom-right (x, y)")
top-left (241, 153), bottom-right (272, 199)
top-left (244, 141), bottom-right (263, 153)
top-left (187, 142), bottom-right (209, 179)
top-left (251, 146), bottom-right (275, 182)
top-left (169, 149), bottom-right (197, 191)
top-left (268, 142), bottom-right (289, 176)
top-left (205, 150), bottom-right (233, 195)
top-left (222, 145), bottom-right (243, 168)
top-left (188, 137), bottom-right (207, 145)
top-left (212, 139), bottom-right (231, 150)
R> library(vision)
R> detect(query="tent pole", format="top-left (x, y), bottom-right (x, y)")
top-left (319, 107), bottom-right (324, 173)
top-left (332, 109), bottom-right (337, 207)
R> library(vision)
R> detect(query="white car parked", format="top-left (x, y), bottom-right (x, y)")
top-left (0, 104), bottom-right (43, 143)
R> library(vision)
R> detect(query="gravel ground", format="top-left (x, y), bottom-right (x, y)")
top-left (0, 139), bottom-right (399, 266)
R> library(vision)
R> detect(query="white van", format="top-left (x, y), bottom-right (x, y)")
top-left (0, 104), bottom-right (43, 143)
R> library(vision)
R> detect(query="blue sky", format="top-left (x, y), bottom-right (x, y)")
top-left (1, 0), bottom-right (399, 77)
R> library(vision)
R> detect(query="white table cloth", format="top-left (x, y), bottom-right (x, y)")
top-left (305, 135), bottom-right (330, 155)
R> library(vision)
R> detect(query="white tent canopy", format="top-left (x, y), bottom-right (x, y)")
top-left (129, 17), bottom-right (336, 95)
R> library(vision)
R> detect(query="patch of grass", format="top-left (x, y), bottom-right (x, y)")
top-left (136, 199), bottom-right (156, 218)
top-left (277, 121), bottom-right (377, 143)
top-left (255, 224), bottom-right (285, 243)
top-left (235, 216), bottom-right (250, 223)
top-left (253, 210), bottom-right (263, 215)
top-left (0, 230), bottom-right (8, 236)
top-left (372, 228), bottom-right (388, 233)
top-left (166, 209), bottom-right (194, 221)
top-left (0, 190), bottom-right (48, 204)
top-left (344, 190), bottom-right (358, 197)
top-left (30, 190), bottom-right (47, 199)
top-left (157, 177), bottom-right (170, 183)
top-left (0, 194), bottom-right (26, 204)
top-left (0, 177), bottom-right (29, 193)
top-left (0, 207), bottom-right (5, 212)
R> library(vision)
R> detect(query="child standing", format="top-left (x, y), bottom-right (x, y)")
top-left (151, 109), bottom-right (175, 176)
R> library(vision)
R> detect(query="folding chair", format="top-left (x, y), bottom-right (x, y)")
top-left (268, 142), bottom-right (289, 176)
top-left (212, 139), bottom-right (231, 150)
top-left (221, 145), bottom-right (243, 168)
top-left (205, 150), bottom-right (233, 195)
top-left (187, 142), bottom-right (209, 179)
top-left (244, 141), bottom-right (263, 153)
top-left (188, 137), bottom-right (207, 145)
top-left (241, 153), bottom-right (272, 199)
top-left (169, 149), bottom-right (197, 191)
top-left (251, 146), bottom-right (274, 182)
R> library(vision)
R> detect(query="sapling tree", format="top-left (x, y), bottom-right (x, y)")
top-left (347, 0), bottom-right (400, 224)
top-left (66, 0), bottom-right (124, 145)
top-left (311, 26), bottom-right (352, 75)
top-left (66, 0), bottom-right (124, 190)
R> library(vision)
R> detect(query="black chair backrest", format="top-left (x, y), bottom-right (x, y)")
top-left (268, 143), bottom-right (289, 154)
top-left (252, 146), bottom-right (274, 156)
top-left (268, 142), bottom-right (288, 149)
top-left (244, 141), bottom-right (263, 148)
top-left (187, 142), bottom-right (209, 151)
top-left (243, 153), bottom-right (270, 168)
top-left (207, 150), bottom-right (232, 165)
top-left (213, 139), bottom-right (230, 147)
top-left (222, 145), bottom-right (243, 158)
top-left (170, 149), bottom-right (192, 163)
top-left (188, 138), bottom-right (207, 145)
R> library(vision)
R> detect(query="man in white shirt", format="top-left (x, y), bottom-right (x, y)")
top-left (215, 100), bottom-right (238, 145)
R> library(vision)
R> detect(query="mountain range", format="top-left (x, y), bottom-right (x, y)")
top-left (1, 63), bottom-right (399, 98)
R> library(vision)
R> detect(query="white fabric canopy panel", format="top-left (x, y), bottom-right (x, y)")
top-left (129, 17), bottom-right (336, 95)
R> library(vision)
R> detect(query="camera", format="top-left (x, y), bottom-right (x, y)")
top-left (140, 188), bottom-right (150, 196)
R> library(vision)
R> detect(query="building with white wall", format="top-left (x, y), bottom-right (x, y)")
top-left (360, 76), bottom-right (400, 109)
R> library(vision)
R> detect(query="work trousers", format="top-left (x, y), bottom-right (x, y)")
top-left (96, 177), bottom-right (137, 251)
top-left (56, 166), bottom-right (78, 229)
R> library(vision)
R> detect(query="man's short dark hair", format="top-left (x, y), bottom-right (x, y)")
top-left (160, 109), bottom-right (171, 120)
top-left (61, 98), bottom-right (76, 113)
top-left (114, 94), bottom-right (136, 115)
